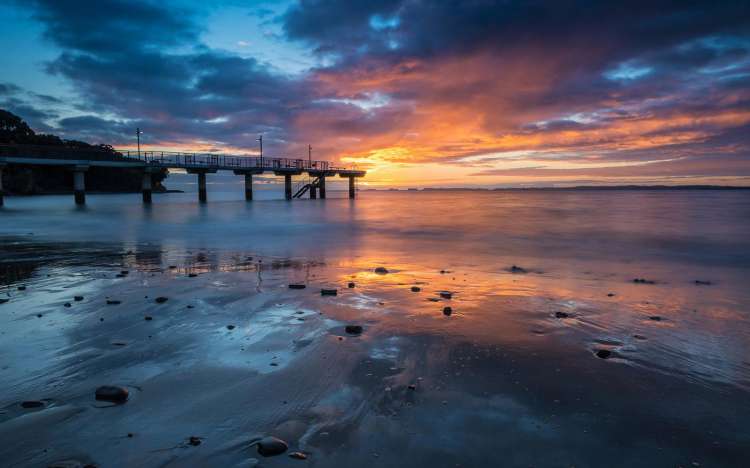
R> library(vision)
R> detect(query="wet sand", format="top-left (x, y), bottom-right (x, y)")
top-left (1, 239), bottom-right (750, 467)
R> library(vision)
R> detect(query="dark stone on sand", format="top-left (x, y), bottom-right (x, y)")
top-left (144, 316), bottom-right (153, 321)
top-left (554, 311), bottom-right (569, 318)
top-left (440, 270), bottom-right (447, 274)
top-left (694, 280), bottom-right (713, 286)
top-left (0, 298), bottom-right (8, 304)
top-left (428, 298), bottom-right (440, 302)
top-left (289, 284), bottom-right (306, 290)
top-left (18, 285), bottom-right (27, 291)
top-left (374, 267), bottom-right (389, 274)
top-left (168, 265), bottom-right (177, 269)
top-left (633, 334), bottom-right (647, 340)
top-left (633, 278), bottom-right (656, 284)
top-left (188, 436), bottom-right (202, 446)
top-left (120, 270), bottom-right (129, 275)
top-left (648, 315), bottom-right (662, 321)
top-left (48, 460), bottom-right (96, 468)
top-left (411, 286), bottom-right (421, 292)
top-left (37, 314), bottom-right (43, 318)
top-left (227, 325), bottom-right (235, 330)
top-left (607, 293), bottom-right (615, 297)
top-left (510, 265), bottom-right (527, 274)
top-left (440, 291), bottom-right (452, 299)
top-left (321, 289), bottom-right (338, 296)
top-left (289, 452), bottom-right (307, 460)
top-left (595, 349), bottom-right (612, 359)
top-left (187, 305), bottom-right (194, 309)
top-left (345, 325), bottom-right (363, 335)
top-left (21, 400), bottom-right (45, 408)
top-left (115, 274), bottom-right (127, 278)
top-left (106, 300), bottom-right (121, 305)
top-left (408, 384), bottom-right (417, 390)
top-left (443, 306), bottom-right (452, 316)
top-left (155, 296), bottom-right (169, 304)
top-left (74, 296), bottom-right (84, 301)
top-left (64, 302), bottom-right (72, 308)
top-left (255, 436), bottom-right (288, 457)
top-left (188, 273), bottom-right (198, 278)
top-left (95, 385), bottom-right (129, 403)
top-left (348, 282), bottom-right (356, 288)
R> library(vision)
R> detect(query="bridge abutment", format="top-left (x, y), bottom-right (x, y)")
top-left (73, 165), bottom-right (88, 205)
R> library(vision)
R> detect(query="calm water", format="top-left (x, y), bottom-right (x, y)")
top-left (1, 187), bottom-right (750, 467)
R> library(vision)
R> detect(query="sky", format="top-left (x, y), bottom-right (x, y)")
top-left (1, 0), bottom-right (749, 188)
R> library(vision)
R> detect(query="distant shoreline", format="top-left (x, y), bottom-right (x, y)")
top-left (366, 185), bottom-right (750, 192)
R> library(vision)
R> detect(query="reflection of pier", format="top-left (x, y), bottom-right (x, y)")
top-left (0, 145), bottom-right (365, 205)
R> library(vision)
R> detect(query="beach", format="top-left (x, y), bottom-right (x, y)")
top-left (1, 189), bottom-right (750, 467)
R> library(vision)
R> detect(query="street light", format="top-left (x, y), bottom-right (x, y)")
top-left (136, 127), bottom-right (143, 158)
top-left (308, 144), bottom-right (312, 167)
top-left (257, 134), bottom-right (263, 167)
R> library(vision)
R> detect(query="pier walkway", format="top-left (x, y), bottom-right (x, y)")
top-left (0, 144), bottom-right (365, 205)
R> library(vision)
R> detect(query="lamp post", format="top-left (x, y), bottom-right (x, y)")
top-left (257, 134), bottom-right (263, 167)
top-left (308, 144), bottom-right (312, 167)
top-left (136, 127), bottom-right (143, 158)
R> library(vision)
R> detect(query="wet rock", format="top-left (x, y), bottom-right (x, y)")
top-left (633, 334), bottom-right (647, 340)
top-left (0, 298), bottom-right (8, 304)
top-left (37, 314), bottom-right (43, 318)
top-left (428, 297), bottom-right (440, 302)
top-left (288, 284), bottom-right (306, 290)
top-left (144, 316), bottom-right (153, 321)
top-left (18, 285), bottom-right (27, 291)
top-left (106, 300), bottom-right (121, 305)
top-left (254, 436), bottom-right (288, 457)
top-left (632, 278), bottom-right (656, 284)
top-left (120, 270), bottom-right (129, 275)
top-left (155, 296), bottom-right (169, 304)
top-left (188, 273), bottom-right (198, 278)
top-left (95, 385), bottom-right (129, 403)
top-left (168, 265), bottom-right (177, 269)
top-left (48, 460), bottom-right (96, 468)
top-left (554, 311), bottom-right (570, 318)
top-left (321, 289), bottom-right (338, 296)
top-left (21, 400), bottom-right (45, 409)
top-left (408, 384), bottom-right (417, 390)
top-left (648, 315), bottom-right (662, 321)
top-left (440, 270), bottom-right (447, 274)
top-left (227, 325), bottom-right (236, 330)
top-left (345, 325), bottom-right (363, 335)
top-left (509, 265), bottom-right (527, 274)
top-left (443, 306), bottom-right (452, 316)
top-left (595, 349), bottom-right (612, 359)
top-left (440, 291), bottom-right (452, 299)
top-left (188, 436), bottom-right (202, 446)
top-left (115, 273), bottom-right (127, 278)
top-left (64, 302), bottom-right (72, 308)
top-left (74, 296), bottom-right (84, 301)
top-left (374, 267), bottom-right (389, 274)
top-left (694, 280), bottom-right (712, 286)
top-left (411, 286), bottom-right (421, 292)
top-left (607, 293), bottom-right (615, 297)
top-left (289, 452), bottom-right (308, 460)
top-left (348, 282), bottom-right (356, 288)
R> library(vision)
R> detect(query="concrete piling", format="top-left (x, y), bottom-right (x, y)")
top-left (284, 174), bottom-right (292, 200)
top-left (73, 166), bottom-right (88, 205)
top-left (319, 176), bottom-right (326, 199)
top-left (197, 172), bottom-right (207, 203)
top-left (348, 176), bottom-right (355, 199)
top-left (142, 171), bottom-right (153, 203)
top-left (244, 173), bottom-right (253, 201)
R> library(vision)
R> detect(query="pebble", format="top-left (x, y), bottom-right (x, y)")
top-left (106, 300), bottom-right (121, 305)
top-left (510, 265), bottom-right (527, 273)
top-left (47, 460), bottom-right (96, 468)
top-left (21, 400), bottom-right (45, 409)
top-left (255, 436), bottom-right (288, 457)
top-left (155, 297), bottom-right (169, 304)
top-left (95, 385), bottom-right (129, 403)
top-left (144, 316), bottom-right (153, 321)
top-left (18, 285), bottom-right (27, 291)
top-left (411, 286), bottom-right (421, 292)
top-left (348, 282), bottom-right (356, 288)
top-left (64, 302), bottom-right (72, 308)
top-left (374, 267), bottom-right (389, 274)
top-left (227, 325), bottom-right (235, 330)
top-left (694, 280), bottom-right (712, 286)
top-left (289, 452), bottom-right (307, 460)
top-left (554, 311), bottom-right (569, 318)
top-left (595, 349), bottom-right (612, 359)
top-left (648, 315), bottom-right (662, 321)
top-left (188, 436), bottom-right (202, 446)
top-left (289, 284), bottom-right (306, 290)
top-left (345, 325), bottom-right (363, 334)
top-left (74, 296), bottom-right (84, 301)
top-left (633, 278), bottom-right (656, 284)
top-left (188, 273), bottom-right (198, 278)
top-left (321, 289), bottom-right (337, 296)
top-left (443, 306), bottom-right (452, 316)
top-left (0, 298), bottom-right (8, 304)
top-left (607, 293), bottom-right (615, 297)
top-left (440, 291), bottom-right (452, 299)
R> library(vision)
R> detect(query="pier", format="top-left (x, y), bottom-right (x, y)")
top-left (0, 145), bottom-right (365, 205)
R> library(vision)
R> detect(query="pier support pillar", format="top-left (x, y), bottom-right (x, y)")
top-left (348, 176), bottom-right (355, 199)
top-left (309, 182), bottom-right (317, 199)
top-left (244, 173), bottom-right (253, 201)
top-left (284, 174), bottom-right (292, 200)
top-left (197, 172), bottom-right (207, 203)
top-left (0, 163), bottom-right (5, 207)
top-left (319, 176), bottom-right (326, 199)
top-left (73, 166), bottom-right (88, 205)
top-left (142, 171), bottom-right (153, 204)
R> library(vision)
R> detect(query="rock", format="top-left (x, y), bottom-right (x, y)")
top-left (37, 313), bottom-right (43, 318)
top-left (95, 385), bottom-right (129, 403)
top-left (0, 298), bottom-right (8, 304)
top-left (18, 285), bottom-right (27, 291)
top-left (21, 400), bottom-right (45, 408)
top-left (120, 270), bottom-right (129, 275)
top-left (168, 265), bottom-right (177, 269)
top-left (144, 316), bottom-right (153, 321)
top-left (187, 305), bottom-right (194, 309)
top-left (554, 311), bottom-right (569, 318)
top-left (595, 349), bottom-right (612, 359)
top-left (188, 273), bottom-right (198, 278)
top-left (443, 306), bottom-right (452, 316)
top-left (345, 325), bottom-right (363, 335)
top-left (227, 325), bottom-right (235, 330)
top-left (255, 436), bottom-right (288, 457)
top-left (289, 452), bottom-right (307, 460)
top-left (48, 460), bottom-right (94, 468)
top-left (633, 334), bottom-right (647, 340)
top-left (411, 286), bottom-right (421, 292)
top-left (408, 384), bottom-right (417, 390)
top-left (155, 297), bottom-right (169, 304)
top-left (74, 295), bottom-right (84, 301)
top-left (607, 293), bottom-right (615, 297)
top-left (348, 282), bottom-right (356, 288)
top-left (115, 273), bottom-right (127, 278)
top-left (188, 436), bottom-right (202, 446)
top-left (427, 298), bottom-right (440, 302)
top-left (510, 265), bottom-right (527, 274)
top-left (440, 291), bottom-right (452, 299)
top-left (64, 302), bottom-right (72, 308)
top-left (288, 284), bottom-right (306, 290)
top-left (106, 300), bottom-right (121, 305)
top-left (694, 280), bottom-right (712, 286)
top-left (648, 315), bottom-right (662, 321)
top-left (321, 289), bottom-right (337, 296)
top-left (632, 278), bottom-right (656, 284)
top-left (374, 267), bottom-right (389, 274)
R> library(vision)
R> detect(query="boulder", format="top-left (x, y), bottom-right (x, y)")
top-left (254, 436), bottom-right (288, 457)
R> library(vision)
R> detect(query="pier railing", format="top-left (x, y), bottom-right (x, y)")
top-left (117, 150), bottom-right (330, 171)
